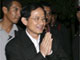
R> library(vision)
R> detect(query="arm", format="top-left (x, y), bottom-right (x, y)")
top-left (47, 39), bottom-right (71, 60)
top-left (6, 44), bottom-right (24, 60)
top-left (5, 43), bottom-right (46, 60)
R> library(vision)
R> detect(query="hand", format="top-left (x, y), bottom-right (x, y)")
top-left (40, 32), bottom-right (53, 57)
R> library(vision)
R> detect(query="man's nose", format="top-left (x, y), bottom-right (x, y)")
top-left (17, 11), bottom-right (21, 17)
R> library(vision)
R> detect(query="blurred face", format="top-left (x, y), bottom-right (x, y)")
top-left (51, 14), bottom-right (57, 23)
top-left (43, 6), bottom-right (52, 24)
top-left (76, 11), bottom-right (80, 22)
top-left (5, 1), bottom-right (22, 24)
top-left (26, 7), bottom-right (46, 35)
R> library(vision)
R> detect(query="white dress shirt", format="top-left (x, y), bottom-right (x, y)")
top-left (26, 29), bottom-right (40, 53)
top-left (26, 29), bottom-right (53, 57)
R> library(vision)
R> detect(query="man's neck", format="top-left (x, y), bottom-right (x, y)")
top-left (26, 29), bottom-right (39, 40)
top-left (0, 18), bottom-right (13, 33)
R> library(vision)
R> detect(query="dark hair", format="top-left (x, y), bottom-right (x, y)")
top-left (2, 0), bottom-right (21, 10)
top-left (21, 2), bottom-right (46, 20)
top-left (40, 1), bottom-right (51, 8)
top-left (39, 1), bottom-right (52, 15)
top-left (77, 6), bottom-right (80, 11)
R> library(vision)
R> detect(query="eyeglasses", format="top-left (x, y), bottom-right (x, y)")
top-left (30, 17), bottom-right (47, 22)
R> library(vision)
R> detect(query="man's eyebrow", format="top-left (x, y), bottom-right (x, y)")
top-left (12, 5), bottom-right (21, 8)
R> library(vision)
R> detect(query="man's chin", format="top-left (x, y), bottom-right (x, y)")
top-left (13, 21), bottom-right (19, 24)
top-left (37, 31), bottom-right (43, 34)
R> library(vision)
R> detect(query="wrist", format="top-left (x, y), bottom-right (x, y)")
top-left (40, 51), bottom-right (46, 58)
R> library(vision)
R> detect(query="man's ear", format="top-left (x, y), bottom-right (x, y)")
top-left (2, 7), bottom-right (8, 14)
top-left (21, 17), bottom-right (28, 26)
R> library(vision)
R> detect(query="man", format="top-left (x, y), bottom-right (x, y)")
top-left (5, 2), bottom-right (53, 60)
top-left (0, 0), bottom-right (22, 60)
top-left (6, 2), bottom-right (70, 60)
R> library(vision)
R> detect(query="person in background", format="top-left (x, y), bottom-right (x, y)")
top-left (51, 9), bottom-right (71, 57)
top-left (40, 1), bottom-right (71, 59)
top-left (72, 6), bottom-right (80, 60)
top-left (0, 0), bottom-right (22, 60)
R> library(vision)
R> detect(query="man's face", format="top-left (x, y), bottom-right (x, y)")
top-left (76, 11), bottom-right (80, 22)
top-left (5, 1), bottom-right (22, 24)
top-left (43, 6), bottom-right (52, 24)
top-left (26, 7), bottom-right (46, 35)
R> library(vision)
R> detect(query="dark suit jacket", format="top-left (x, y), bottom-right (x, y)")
top-left (50, 22), bottom-right (71, 56)
top-left (72, 24), bottom-right (80, 60)
top-left (72, 33), bottom-right (80, 60)
top-left (6, 30), bottom-right (70, 60)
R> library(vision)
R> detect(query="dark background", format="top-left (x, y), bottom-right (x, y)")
top-left (0, 0), bottom-right (79, 37)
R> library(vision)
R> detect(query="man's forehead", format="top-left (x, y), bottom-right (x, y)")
top-left (11, 1), bottom-right (22, 8)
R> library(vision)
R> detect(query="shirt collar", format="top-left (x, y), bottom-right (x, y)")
top-left (8, 24), bottom-right (18, 39)
top-left (0, 24), bottom-right (18, 40)
top-left (10, 24), bottom-right (18, 32)
top-left (25, 29), bottom-right (40, 44)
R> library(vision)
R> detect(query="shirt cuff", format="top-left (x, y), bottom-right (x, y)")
top-left (48, 50), bottom-right (53, 55)
top-left (41, 53), bottom-right (46, 58)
